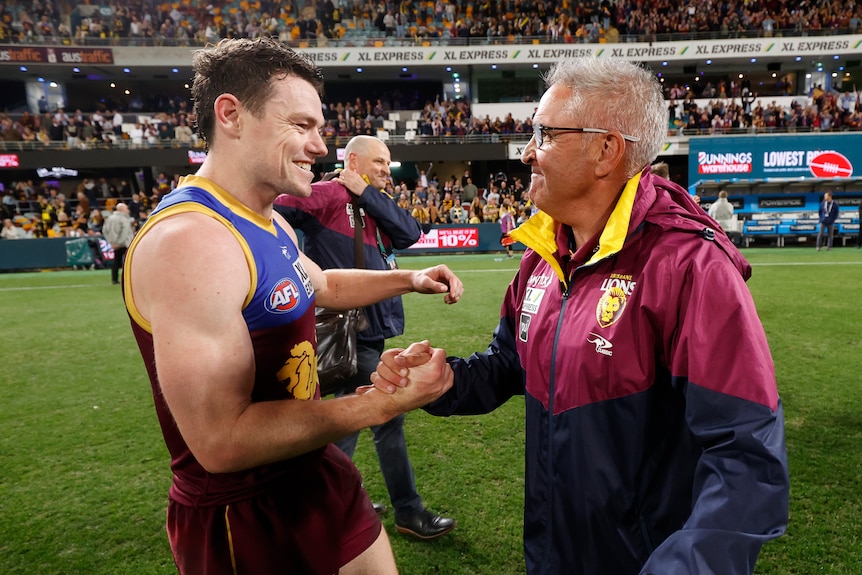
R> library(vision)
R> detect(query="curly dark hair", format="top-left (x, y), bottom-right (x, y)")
top-left (191, 37), bottom-right (324, 147)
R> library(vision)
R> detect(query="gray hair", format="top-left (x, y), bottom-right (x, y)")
top-left (544, 59), bottom-right (667, 178)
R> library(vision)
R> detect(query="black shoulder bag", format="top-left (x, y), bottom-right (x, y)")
top-left (315, 195), bottom-right (369, 396)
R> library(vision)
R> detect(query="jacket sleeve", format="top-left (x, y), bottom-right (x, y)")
top-left (357, 186), bottom-right (421, 249)
top-left (641, 255), bottom-right (789, 575)
top-left (425, 312), bottom-right (525, 416)
top-left (272, 200), bottom-right (312, 232)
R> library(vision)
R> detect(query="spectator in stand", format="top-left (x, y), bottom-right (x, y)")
top-left (2, 191), bottom-right (18, 217)
top-left (427, 197), bottom-right (441, 224)
top-left (1, 217), bottom-right (23, 239)
top-left (88, 208), bottom-right (104, 234)
top-left (112, 109), bottom-right (124, 137)
top-left (426, 185), bottom-right (440, 210)
top-left (396, 190), bottom-right (410, 210)
top-left (449, 200), bottom-right (467, 224)
top-left (483, 183), bottom-right (501, 206)
top-left (411, 196), bottom-right (430, 225)
top-left (440, 191), bottom-right (454, 215)
top-left (482, 196), bottom-right (499, 222)
top-left (461, 177), bottom-right (478, 203)
top-left (129, 192), bottom-right (143, 221)
top-left (71, 203), bottom-right (87, 233)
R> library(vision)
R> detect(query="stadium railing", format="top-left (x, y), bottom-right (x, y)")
top-left (2, 27), bottom-right (858, 48)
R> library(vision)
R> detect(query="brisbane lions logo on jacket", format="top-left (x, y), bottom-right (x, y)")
top-left (596, 273), bottom-right (636, 328)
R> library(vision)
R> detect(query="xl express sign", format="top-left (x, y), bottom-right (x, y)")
top-left (688, 134), bottom-right (862, 183)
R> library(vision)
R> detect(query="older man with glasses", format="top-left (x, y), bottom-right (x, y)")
top-left (375, 57), bottom-right (789, 575)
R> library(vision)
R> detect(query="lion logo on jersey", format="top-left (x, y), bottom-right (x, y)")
top-left (596, 285), bottom-right (627, 328)
top-left (276, 340), bottom-right (318, 400)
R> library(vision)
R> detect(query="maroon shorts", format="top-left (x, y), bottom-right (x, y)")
top-left (166, 445), bottom-right (381, 575)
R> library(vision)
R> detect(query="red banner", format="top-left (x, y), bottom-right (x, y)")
top-left (408, 227), bottom-right (479, 249)
top-left (0, 45), bottom-right (113, 64)
top-left (0, 154), bottom-right (20, 168)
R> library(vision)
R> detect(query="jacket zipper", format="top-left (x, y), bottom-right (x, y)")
top-left (542, 278), bottom-right (574, 574)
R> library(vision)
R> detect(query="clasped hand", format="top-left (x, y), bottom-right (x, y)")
top-left (366, 341), bottom-right (453, 410)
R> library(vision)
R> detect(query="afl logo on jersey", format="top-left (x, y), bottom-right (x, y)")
top-left (266, 278), bottom-right (301, 314)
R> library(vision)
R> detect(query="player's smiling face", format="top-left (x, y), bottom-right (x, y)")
top-left (245, 76), bottom-right (328, 199)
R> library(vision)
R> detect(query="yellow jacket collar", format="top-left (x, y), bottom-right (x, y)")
top-left (508, 171), bottom-right (642, 285)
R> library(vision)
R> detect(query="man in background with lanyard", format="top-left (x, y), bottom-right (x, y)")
top-left (274, 135), bottom-right (457, 540)
top-left (816, 191), bottom-right (839, 251)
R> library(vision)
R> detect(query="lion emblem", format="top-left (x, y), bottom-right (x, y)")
top-left (596, 286), bottom-right (627, 328)
top-left (276, 340), bottom-right (318, 400)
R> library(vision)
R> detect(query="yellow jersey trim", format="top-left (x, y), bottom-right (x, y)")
top-left (179, 174), bottom-right (279, 236)
top-left (124, 203), bottom-right (258, 334)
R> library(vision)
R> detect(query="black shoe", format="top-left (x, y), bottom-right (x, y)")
top-left (372, 502), bottom-right (387, 515)
top-left (395, 508), bottom-right (456, 540)
top-left (112, 280), bottom-right (119, 285)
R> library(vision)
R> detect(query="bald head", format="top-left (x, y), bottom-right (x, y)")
top-left (115, 203), bottom-right (129, 214)
top-left (344, 135), bottom-right (391, 190)
top-left (344, 135), bottom-right (386, 159)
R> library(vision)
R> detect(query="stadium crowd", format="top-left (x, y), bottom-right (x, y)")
top-left (0, 173), bottom-right (169, 239)
top-left (671, 86), bottom-right (862, 134)
top-left (3, 0), bottom-right (862, 240)
top-left (0, 165), bottom-right (537, 239)
top-left (0, 0), bottom-right (860, 47)
top-left (4, 83), bottom-right (862, 151)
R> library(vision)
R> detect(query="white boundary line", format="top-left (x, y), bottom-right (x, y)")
top-left (0, 284), bottom-right (99, 292)
top-left (750, 261), bottom-right (862, 266)
top-left (1, 260), bottom-right (860, 291)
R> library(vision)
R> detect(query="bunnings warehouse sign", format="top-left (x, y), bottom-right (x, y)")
top-left (688, 133), bottom-right (862, 184)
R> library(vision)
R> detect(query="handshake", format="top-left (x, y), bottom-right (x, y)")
top-left (360, 341), bottom-right (453, 415)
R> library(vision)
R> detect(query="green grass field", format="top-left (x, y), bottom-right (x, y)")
top-left (1, 248), bottom-right (860, 574)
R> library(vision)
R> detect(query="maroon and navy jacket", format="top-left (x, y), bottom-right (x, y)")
top-left (426, 168), bottom-right (789, 575)
top-left (274, 180), bottom-right (421, 344)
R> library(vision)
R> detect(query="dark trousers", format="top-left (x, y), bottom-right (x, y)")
top-left (816, 223), bottom-right (835, 249)
top-left (334, 340), bottom-right (423, 516)
top-left (112, 246), bottom-right (127, 282)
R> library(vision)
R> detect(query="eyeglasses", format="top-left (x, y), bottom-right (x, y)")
top-left (532, 123), bottom-right (641, 149)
